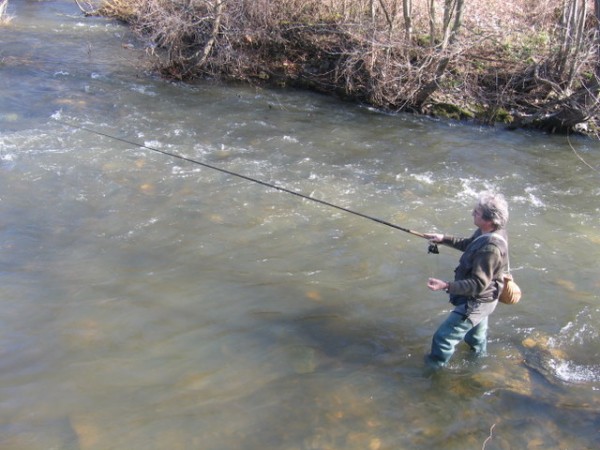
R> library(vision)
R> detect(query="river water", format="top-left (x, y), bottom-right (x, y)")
top-left (1, 1), bottom-right (599, 449)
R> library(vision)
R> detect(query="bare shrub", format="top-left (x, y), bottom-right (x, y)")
top-left (95, 0), bottom-right (600, 133)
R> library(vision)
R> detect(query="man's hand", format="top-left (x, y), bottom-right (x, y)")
top-left (428, 277), bottom-right (449, 291)
top-left (423, 233), bottom-right (443, 243)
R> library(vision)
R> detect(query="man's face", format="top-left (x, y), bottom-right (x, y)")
top-left (472, 207), bottom-right (486, 227)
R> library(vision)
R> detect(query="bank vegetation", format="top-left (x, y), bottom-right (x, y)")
top-left (77, 0), bottom-right (600, 136)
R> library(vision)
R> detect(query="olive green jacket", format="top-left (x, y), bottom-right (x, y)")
top-left (441, 229), bottom-right (509, 323)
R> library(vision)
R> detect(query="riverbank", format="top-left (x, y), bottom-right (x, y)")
top-left (85, 0), bottom-right (600, 137)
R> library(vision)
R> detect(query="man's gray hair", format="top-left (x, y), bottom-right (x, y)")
top-left (478, 191), bottom-right (509, 229)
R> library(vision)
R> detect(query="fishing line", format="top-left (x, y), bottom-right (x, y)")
top-left (567, 132), bottom-right (600, 175)
top-left (53, 118), bottom-right (438, 252)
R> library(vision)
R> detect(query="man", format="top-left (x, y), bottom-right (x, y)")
top-left (424, 191), bottom-right (510, 368)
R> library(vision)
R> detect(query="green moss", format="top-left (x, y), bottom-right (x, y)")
top-left (472, 106), bottom-right (514, 125)
top-left (430, 103), bottom-right (475, 121)
top-left (493, 108), bottom-right (513, 123)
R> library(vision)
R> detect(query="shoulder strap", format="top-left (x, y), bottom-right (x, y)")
top-left (490, 233), bottom-right (511, 272)
top-left (491, 233), bottom-right (506, 245)
top-left (471, 232), bottom-right (492, 244)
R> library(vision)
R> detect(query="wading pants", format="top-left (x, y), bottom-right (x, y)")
top-left (427, 312), bottom-right (488, 368)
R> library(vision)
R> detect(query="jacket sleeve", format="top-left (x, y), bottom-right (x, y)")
top-left (447, 244), bottom-right (503, 297)
top-left (442, 234), bottom-right (474, 252)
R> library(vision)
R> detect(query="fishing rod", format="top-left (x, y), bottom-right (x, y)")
top-left (54, 118), bottom-right (439, 254)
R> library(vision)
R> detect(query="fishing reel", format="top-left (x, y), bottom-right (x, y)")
top-left (427, 243), bottom-right (439, 254)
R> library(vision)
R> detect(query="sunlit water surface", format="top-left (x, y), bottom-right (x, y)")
top-left (1, 2), bottom-right (599, 449)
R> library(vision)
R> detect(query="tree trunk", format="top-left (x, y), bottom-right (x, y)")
top-left (441, 0), bottom-right (465, 49)
top-left (441, 0), bottom-right (453, 49)
top-left (414, 0), bottom-right (465, 107)
top-left (449, 0), bottom-right (464, 46)
top-left (402, 0), bottom-right (412, 42)
top-left (412, 56), bottom-right (450, 109)
top-left (428, 0), bottom-right (436, 47)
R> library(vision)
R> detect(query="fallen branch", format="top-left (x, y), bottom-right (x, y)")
top-left (189, 0), bottom-right (224, 69)
top-left (73, 0), bottom-right (99, 16)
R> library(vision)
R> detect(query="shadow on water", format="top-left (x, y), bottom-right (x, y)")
top-left (230, 297), bottom-right (600, 450)
top-left (229, 304), bottom-right (431, 449)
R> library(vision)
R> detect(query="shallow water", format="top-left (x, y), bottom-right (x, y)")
top-left (1, 1), bottom-right (600, 449)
